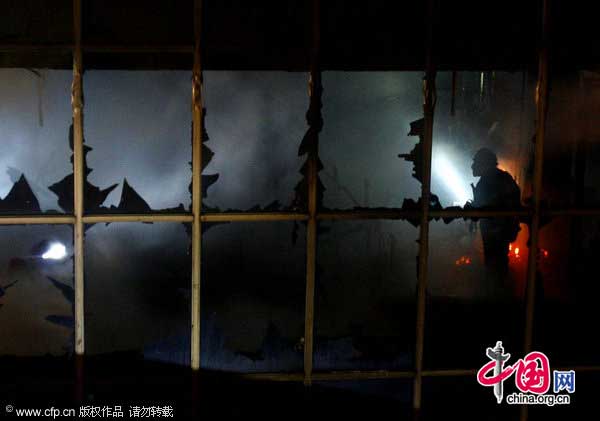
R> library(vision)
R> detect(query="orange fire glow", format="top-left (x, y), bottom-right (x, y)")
top-left (455, 256), bottom-right (472, 266)
top-left (508, 243), bottom-right (521, 259)
top-left (509, 243), bottom-right (549, 260)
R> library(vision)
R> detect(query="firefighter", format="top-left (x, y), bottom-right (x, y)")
top-left (470, 148), bottom-right (521, 274)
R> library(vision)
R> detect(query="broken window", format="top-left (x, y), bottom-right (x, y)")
top-left (432, 71), bottom-right (536, 209)
top-left (428, 219), bottom-right (529, 299)
top-left (425, 219), bottom-right (526, 369)
top-left (314, 220), bottom-right (418, 371)
top-left (83, 70), bottom-right (192, 213)
top-left (201, 222), bottom-right (306, 372)
top-left (0, 0), bottom-right (596, 413)
top-left (320, 72), bottom-right (423, 210)
top-left (0, 225), bottom-right (73, 356)
top-left (202, 71), bottom-right (307, 213)
top-left (84, 222), bottom-right (191, 364)
top-left (0, 69), bottom-right (72, 214)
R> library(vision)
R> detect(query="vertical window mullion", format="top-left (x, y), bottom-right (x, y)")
top-left (303, 0), bottom-right (322, 387)
top-left (72, 0), bottom-right (85, 400)
top-left (191, 0), bottom-right (204, 372)
top-left (521, 1), bottom-right (550, 420)
top-left (413, 0), bottom-right (437, 412)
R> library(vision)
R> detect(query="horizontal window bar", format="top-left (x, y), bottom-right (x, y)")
top-left (3, 208), bottom-right (600, 226)
top-left (0, 44), bottom-right (193, 53)
top-left (0, 215), bottom-right (75, 225)
top-left (83, 45), bottom-right (194, 54)
top-left (319, 209), bottom-right (532, 220)
top-left (201, 212), bottom-right (309, 222)
top-left (317, 210), bottom-right (420, 220)
top-left (83, 214), bottom-right (194, 223)
top-left (239, 373), bottom-right (304, 382)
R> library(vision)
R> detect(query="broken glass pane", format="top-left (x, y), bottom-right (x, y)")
top-left (432, 71), bottom-right (536, 210)
top-left (0, 69), bottom-right (72, 214)
top-left (201, 221), bottom-right (305, 372)
top-left (425, 219), bottom-right (526, 369)
top-left (314, 220), bottom-right (418, 371)
top-left (320, 72), bottom-right (423, 210)
top-left (83, 70), bottom-right (192, 213)
top-left (84, 222), bottom-right (191, 365)
top-left (202, 71), bottom-right (307, 213)
top-left (0, 225), bottom-right (73, 356)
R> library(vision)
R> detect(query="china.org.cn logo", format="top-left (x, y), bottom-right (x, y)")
top-left (477, 341), bottom-right (575, 406)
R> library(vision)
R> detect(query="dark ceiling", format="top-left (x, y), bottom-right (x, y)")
top-left (0, 0), bottom-right (597, 71)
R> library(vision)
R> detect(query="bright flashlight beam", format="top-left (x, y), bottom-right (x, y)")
top-left (433, 154), bottom-right (472, 205)
top-left (42, 242), bottom-right (67, 260)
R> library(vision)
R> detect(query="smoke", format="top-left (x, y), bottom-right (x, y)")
top-left (203, 71), bottom-right (307, 210)
top-left (1, 68), bottom-right (583, 368)
top-left (0, 69), bottom-right (71, 210)
top-left (321, 71), bottom-right (423, 208)
top-left (85, 70), bottom-right (192, 210)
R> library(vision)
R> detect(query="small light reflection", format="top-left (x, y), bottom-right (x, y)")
top-left (41, 242), bottom-right (67, 260)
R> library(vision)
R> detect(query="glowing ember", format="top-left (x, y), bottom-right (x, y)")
top-left (455, 256), bottom-right (472, 266)
top-left (508, 244), bottom-right (548, 260)
top-left (508, 243), bottom-right (522, 259)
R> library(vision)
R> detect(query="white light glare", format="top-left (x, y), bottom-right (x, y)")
top-left (433, 153), bottom-right (472, 206)
top-left (42, 242), bottom-right (67, 260)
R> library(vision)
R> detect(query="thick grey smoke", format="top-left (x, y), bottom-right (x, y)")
top-left (320, 72), bottom-right (423, 208)
top-left (0, 68), bottom-right (555, 370)
top-left (85, 70), bottom-right (192, 210)
top-left (0, 69), bottom-right (71, 211)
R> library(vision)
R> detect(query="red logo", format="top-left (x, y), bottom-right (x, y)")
top-left (477, 342), bottom-right (551, 403)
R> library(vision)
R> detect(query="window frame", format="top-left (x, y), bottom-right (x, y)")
top-left (0, 0), bottom-right (597, 418)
